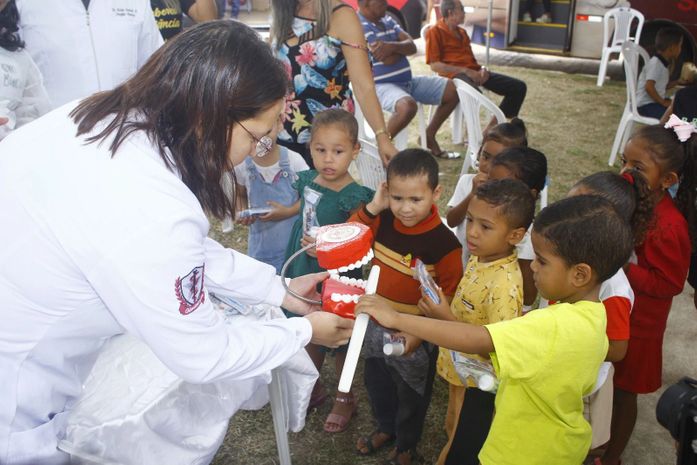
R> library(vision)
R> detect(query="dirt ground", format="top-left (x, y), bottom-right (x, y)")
top-left (208, 53), bottom-right (697, 465)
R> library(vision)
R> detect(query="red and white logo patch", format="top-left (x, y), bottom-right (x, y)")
top-left (175, 265), bottom-right (206, 315)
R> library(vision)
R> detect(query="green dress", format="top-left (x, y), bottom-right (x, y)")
top-left (284, 169), bottom-right (374, 279)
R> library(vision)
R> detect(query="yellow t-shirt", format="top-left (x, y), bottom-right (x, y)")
top-left (481, 301), bottom-right (609, 465)
top-left (437, 253), bottom-right (523, 386)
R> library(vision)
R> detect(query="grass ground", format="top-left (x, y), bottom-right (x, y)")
top-left (208, 59), bottom-right (632, 464)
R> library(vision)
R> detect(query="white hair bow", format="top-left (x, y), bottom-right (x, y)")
top-left (664, 114), bottom-right (697, 143)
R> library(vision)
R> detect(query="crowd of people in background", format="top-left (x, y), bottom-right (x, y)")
top-left (1, 0), bottom-right (696, 464)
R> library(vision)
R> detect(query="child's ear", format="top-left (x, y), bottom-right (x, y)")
top-left (571, 263), bottom-right (593, 288)
top-left (660, 171), bottom-right (679, 191)
top-left (352, 141), bottom-right (361, 160)
top-left (507, 227), bottom-right (527, 246)
top-left (432, 184), bottom-right (443, 202)
top-left (530, 188), bottom-right (540, 200)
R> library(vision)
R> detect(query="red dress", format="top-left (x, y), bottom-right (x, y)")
top-left (614, 194), bottom-right (691, 393)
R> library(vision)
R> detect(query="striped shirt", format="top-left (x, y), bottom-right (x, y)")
top-left (358, 13), bottom-right (412, 84)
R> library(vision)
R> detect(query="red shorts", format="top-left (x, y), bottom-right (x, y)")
top-left (613, 336), bottom-right (664, 394)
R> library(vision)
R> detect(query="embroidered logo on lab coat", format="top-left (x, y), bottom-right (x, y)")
top-left (175, 265), bottom-right (206, 315)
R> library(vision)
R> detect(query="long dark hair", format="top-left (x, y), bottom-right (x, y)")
top-left (271, 0), bottom-right (332, 49)
top-left (573, 170), bottom-right (656, 246)
top-left (0, 0), bottom-right (24, 52)
top-left (630, 124), bottom-right (697, 247)
top-left (70, 21), bottom-right (289, 219)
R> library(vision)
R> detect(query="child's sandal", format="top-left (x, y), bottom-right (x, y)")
top-left (383, 448), bottom-right (423, 465)
top-left (356, 431), bottom-right (395, 456)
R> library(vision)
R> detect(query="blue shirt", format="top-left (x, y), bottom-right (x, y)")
top-left (359, 13), bottom-right (412, 84)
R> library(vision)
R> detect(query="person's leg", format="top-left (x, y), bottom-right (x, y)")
top-left (599, 388), bottom-right (638, 465)
top-left (230, 0), bottom-right (240, 18)
top-left (360, 357), bottom-right (398, 449)
top-left (436, 384), bottom-right (466, 465)
top-left (410, 76), bottom-right (459, 156)
top-left (444, 388), bottom-right (496, 465)
top-left (393, 347), bottom-right (438, 459)
top-left (482, 72), bottom-right (527, 118)
top-left (637, 103), bottom-right (667, 119)
top-left (374, 83), bottom-right (416, 140)
top-left (306, 343), bottom-right (328, 409)
top-left (324, 350), bottom-right (357, 433)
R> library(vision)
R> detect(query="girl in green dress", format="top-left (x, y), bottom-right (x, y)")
top-left (284, 108), bottom-right (373, 433)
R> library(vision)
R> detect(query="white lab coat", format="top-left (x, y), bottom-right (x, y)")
top-left (0, 103), bottom-right (313, 465)
top-left (16, 0), bottom-right (163, 108)
top-left (0, 48), bottom-right (50, 140)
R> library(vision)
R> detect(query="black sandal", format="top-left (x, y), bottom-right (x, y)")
top-left (356, 431), bottom-right (396, 456)
top-left (383, 448), bottom-right (423, 465)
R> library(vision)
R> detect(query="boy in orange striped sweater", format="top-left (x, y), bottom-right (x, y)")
top-left (350, 149), bottom-right (462, 465)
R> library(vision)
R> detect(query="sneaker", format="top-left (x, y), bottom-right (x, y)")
top-left (221, 216), bottom-right (234, 233)
top-left (522, 12), bottom-right (532, 22)
top-left (536, 13), bottom-right (551, 23)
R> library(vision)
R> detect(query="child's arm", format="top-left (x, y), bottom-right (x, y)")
top-left (645, 80), bottom-right (672, 107)
top-left (519, 259), bottom-right (537, 306)
top-left (356, 295), bottom-right (495, 354)
top-left (259, 200), bottom-right (301, 222)
top-left (606, 339), bottom-right (628, 362)
top-left (445, 172), bottom-right (486, 228)
top-left (234, 184), bottom-right (256, 226)
top-left (626, 226), bottom-right (690, 298)
top-left (348, 182), bottom-right (388, 233)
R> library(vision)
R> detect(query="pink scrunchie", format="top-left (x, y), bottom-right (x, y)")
top-left (664, 114), bottom-right (697, 143)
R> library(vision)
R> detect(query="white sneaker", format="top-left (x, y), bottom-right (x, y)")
top-left (221, 216), bottom-right (234, 233)
top-left (536, 13), bottom-right (551, 23)
top-left (522, 12), bottom-right (532, 22)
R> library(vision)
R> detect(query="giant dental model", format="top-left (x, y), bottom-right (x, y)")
top-left (281, 222), bottom-right (379, 392)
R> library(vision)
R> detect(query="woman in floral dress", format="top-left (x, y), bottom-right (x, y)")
top-left (272, 0), bottom-right (396, 168)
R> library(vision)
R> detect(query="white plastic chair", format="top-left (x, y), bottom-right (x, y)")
top-left (351, 84), bottom-right (427, 151)
top-left (421, 23), bottom-right (465, 145)
top-left (353, 139), bottom-right (386, 191)
top-left (452, 79), bottom-right (506, 176)
top-left (597, 7), bottom-right (644, 87)
top-left (607, 41), bottom-right (659, 166)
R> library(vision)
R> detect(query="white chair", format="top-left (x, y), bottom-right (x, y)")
top-left (452, 79), bottom-right (506, 176)
top-left (597, 7), bottom-right (644, 87)
top-left (353, 139), bottom-right (386, 191)
top-left (607, 41), bottom-right (659, 166)
top-left (351, 84), bottom-right (427, 151)
top-left (421, 23), bottom-right (465, 145)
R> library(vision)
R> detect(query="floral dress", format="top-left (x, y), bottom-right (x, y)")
top-left (275, 4), bottom-right (356, 167)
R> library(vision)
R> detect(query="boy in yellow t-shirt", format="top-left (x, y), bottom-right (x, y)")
top-left (357, 195), bottom-right (634, 465)
top-left (419, 179), bottom-right (534, 465)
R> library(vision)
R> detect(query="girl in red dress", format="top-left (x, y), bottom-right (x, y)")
top-left (599, 122), bottom-right (697, 465)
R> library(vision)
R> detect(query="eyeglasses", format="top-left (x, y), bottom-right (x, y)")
top-left (237, 120), bottom-right (273, 158)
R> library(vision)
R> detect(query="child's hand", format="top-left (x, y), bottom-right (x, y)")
top-left (472, 171), bottom-right (488, 190)
top-left (235, 214), bottom-right (256, 226)
top-left (355, 294), bottom-right (399, 329)
top-left (259, 201), bottom-right (292, 222)
top-left (396, 332), bottom-right (422, 355)
top-left (366, 182), bottom-right (390, 215)
top-left (300, 234), bottom-right (317, 257)
top-left (418, 286), bottom-right (455, 321)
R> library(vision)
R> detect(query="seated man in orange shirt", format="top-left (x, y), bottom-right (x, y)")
top-left (425, 0), bottom-right (527, 119)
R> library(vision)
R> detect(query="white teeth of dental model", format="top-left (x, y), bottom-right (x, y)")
top-left (354, 259), bottom-right (363, 268)
top-left (338, 266), bottom-right (349, 273)
top-left (347, 263), bottom-right (356, 270)
top-left (330, 293), bottom-right (361, 303)
top-left (329, 271), bottom-right (340, 281)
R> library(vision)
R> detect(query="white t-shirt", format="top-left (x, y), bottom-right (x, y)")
top-left (0, 48), bottom-right (50, 140)
top-left (0, 103), bottom-right (312, 464)
top-left (637, 55), bottom-right (670, 108)
top-left (234, 148), bottom-right (309, 186)
top-left (447, 174), bottom-right (535, 267)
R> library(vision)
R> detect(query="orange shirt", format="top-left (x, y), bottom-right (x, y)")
top-left (425, 18), bottom-right (481, 78)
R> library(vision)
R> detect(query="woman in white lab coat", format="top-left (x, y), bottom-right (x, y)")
top-left (0, 20), bottom-right (353, 465)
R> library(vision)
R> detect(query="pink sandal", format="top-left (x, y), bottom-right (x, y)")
top-left (323, 393), bottom-right (357, 433)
